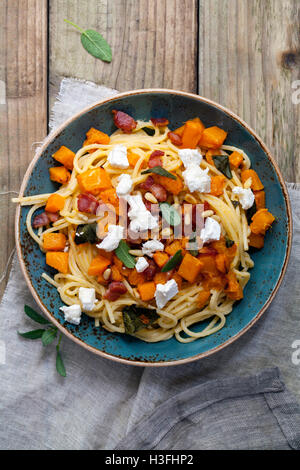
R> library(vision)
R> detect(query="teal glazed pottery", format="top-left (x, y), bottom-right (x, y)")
top-left (15, 89), bottom-right (292, 366)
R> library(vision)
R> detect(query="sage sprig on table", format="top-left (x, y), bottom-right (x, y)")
top-left (64, 19), bottom-right (112, 63)
top-left (18, 305), bottom-right (66, 377)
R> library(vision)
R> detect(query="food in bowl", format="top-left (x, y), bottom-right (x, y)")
top-left (13, 110), bottom-right (275, 344)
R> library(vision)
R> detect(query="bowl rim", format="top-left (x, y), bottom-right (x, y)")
top-left (15, 88), bottom-right (293, 367)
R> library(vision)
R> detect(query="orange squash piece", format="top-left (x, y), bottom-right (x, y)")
top-left (97, 249), bottom-right (113, 261)
top-left (127, 152), bottom-right (146, 168)
top-left (215, 253), bottom-right (227, 273)
top-left (49, 167), bottom-right (71, 185)
top-left (46, 251), bottom-right (69, 274)
top-left (210, 175), bottom-right (226, 196)
top-left (113, 255), bottom-right (131, 277)
top-left (128, 269), bottom-right (146, 286)
top-left (154, 272), bottom-right (168, 285)
top-left (254, 190), bottom-right (265, 210)
top-left (249, 232), bottom-right (264, 249)
top-left (99, 188), bottom-right (119, 207)
top-left (43, 233), bottom-right (66, 252)
top-left (88, 255), bottom-right (111, 277)
top-left (178, 253), bottom-right (203, 283)
top-left (202, 273), bottom-right (226, 292)
top-left (111, 265), bottom-right (123, 281)
top-left (173, 125), bottom-right (185, 137)
top-left (205, 150), bottom-right (216, 166)
top-left (180, 119), bottom-right (205, 149)
top-left (241, 169), bottom-right (264, 191)
top-left (153, 173), bottom-right (183, 195)
top-left (153, 252), bottom-right (169, 268)
top-left (165, 240), bottom-right (182, 256)
top-left (84, 128), bottom-right (110, 153)
top-left (229, 151), bottom-right (243, 169)
top-left (45, 194), bottom-right (65, 213)
top-left (225, 271), bottom-right (243, 300)
top-left (138, 281), bottom-right (156, 301)
top-left (77, 168), bottom-right (112, 195)
top-left (250, 209), bottom-right (275, 235)
top-left (197, 290), bottom-right (211, 309)
top-left (52, 146), bottom-right (75, 170)
top-left (198, 126), bottom-right (227, 149)
top-left (198, 255), bottom-right (219, 275)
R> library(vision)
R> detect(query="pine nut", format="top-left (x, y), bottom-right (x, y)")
top-left (161, 227), bottom-right (173, 238)
top-left (145, 192), bottom-right (158, 204)
top-left (103, 268), bottom-right (112, 281)
top-left (243, 177), bottom-right (252, 189)
top-left (129, 249), bottom-right (144, 256)
top-left (202, 210), bottom-right (214, 218)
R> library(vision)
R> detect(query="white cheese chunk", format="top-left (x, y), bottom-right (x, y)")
top-left (96, 224), bottom-right (124, 251)
top-left (78, 287), bottom-right (96, 311)
top-left (116, 174), bottom-right (133, 196)
top-left (142, 240), bottom-right (164, 257)
top-left (108, 144), bottom-right (129, 169)
top-left (178, 149), bottom-right (203, 168)
top-left (126, 194), bottom-right (158, 233)
top-left (60, 304), bottom-right (82, 325)
top-left (155, 279), bottom-right (179, 310)
top-left (183, 165), bottom-right (211, 193)
top-left (232, 187), bottom-right (255, 210)
top-left (135, 257), bottom-right (149, 273)
top-left (200, 217), bottom-right (221, 244)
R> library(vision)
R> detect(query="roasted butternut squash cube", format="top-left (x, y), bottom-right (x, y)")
top-left (49, 166), bottom-right (71, 185)
top-left (198, 126), bottom-right (227, 149)
top-left (46, 251), bottom-right (69, 274)
top-left (138, 281), bottom-right (156, 301)
top-left (45, 194), bottom-right (65, 213)
top-left (178, 253), bottom-right (203, 283)
top-left (88, 255), bottom-right (111, 277)
top-left (43, 233), bottom-right (66, 252)
top-left (52, 146), bottom-right (75, 170)
top-left (77, 168), bottom-right (112, 195)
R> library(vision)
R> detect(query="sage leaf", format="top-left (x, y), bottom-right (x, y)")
top-left (123, 305), bottom-right (159, 335)
top-left (161, 250), bottom-right (183, 272)
top-left (187, 233), bottom-right (199, 256)
top-left (142, 127), bottom-right (155, 136)
top-left (75, 222), bottom-right (98, 245)
top-left (213, 155), bottom-right (232, 179)
top-left (246, 200), bottom-right (257, 225)
top-left (24, 305), bottom-right (50, 325)
top-left (42, 329), bottom-right (57, 347)
top-left (115, 240), bottom-right (136, 269)
top-left (225, 237), bottom-right (235, 248)
top-left (18, 329), bottom-right (45, 340)
top-left (141, 166), bottom-right (177, 180)
top-left (160, 202), bottom-right (181, 227)
top-left (64, 20), bottom-right (112, 63)
top-left (56, 346), bottom-right (66, 377)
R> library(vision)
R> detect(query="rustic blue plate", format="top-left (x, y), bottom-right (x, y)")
top-left (16, 89), bottom-right (292, 366)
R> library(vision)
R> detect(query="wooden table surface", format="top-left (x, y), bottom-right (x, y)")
top-left (0, 0), bottom-right (299, 300)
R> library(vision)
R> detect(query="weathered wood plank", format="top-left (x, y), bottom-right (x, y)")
top-left (0, 0), bottom-right (48, 299)
top-left (198, 0), bottom-right (300, 182)
top-left (49, 0), bottom-right (198, 108)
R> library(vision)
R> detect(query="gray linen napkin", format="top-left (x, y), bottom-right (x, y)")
top-left (0, 79), bottom-right (299, 450)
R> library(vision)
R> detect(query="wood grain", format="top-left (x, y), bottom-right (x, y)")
top-left (198, 0), bottom-right (300, 182)
top-left (49, 0), bottom-right (198, 108)
top-left (0, 0), bottom-right (48, 298)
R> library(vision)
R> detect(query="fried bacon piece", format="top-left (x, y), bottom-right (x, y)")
top-left (150, 184), bottom-right (167, 202)
top-left (32, 212), bottom-right (49, 228)
top-left (143, 259), bottom-right (157, 281)
top-left (168, 131), bottom-right (182, 146)
top-left (46, 212), bottom-right (59, 223)
top-left (151, 118), bottom-right (169, 127)
top-left (77, 193), bottom-right (99, 214)
top-left (148, 150), bottom-right (164, 168)
top-left (112, 110), bottom-right (137, 133)
top-left (103, 281), bottom-right (127, 301)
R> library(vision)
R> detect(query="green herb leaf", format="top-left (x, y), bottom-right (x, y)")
top-left (64, 20), bottom-right (112, 63)
top-left (75, 222), bottom-right (98, 245)
top-left (160, 202), bottom-right (181, 227)
top-left (18, 329), bottom-right (45, 340)
top-left (24, 305), bottom-right (50, 325)
top-left (123, 305), bottom-right (159, 335)
top-left (142, 127), bottom-right (155, 136)
top-left (213, 155), bottom-right (232, 179)
top-left (42, 329), bottom-right (57, 347)
top-left (225, 237), bottom-right (235, 248)
top-left (142, 166), bottom-right (177, 180)
top-left (115, 240), bottom-right (136, 268)
top-left (56, 346), bottom-right (66, 377)
top-left (246, 200), bottom-right (257, 225)
top-left (187, 233), bottom-right (199, 256)
top-left (161, 250), bottom-right (183, 272)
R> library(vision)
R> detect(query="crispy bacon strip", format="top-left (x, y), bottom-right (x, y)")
top-left (151, 118), bottom-right (169, 127)
top-left (112, 110), bottom-right (137, 133)
top-left (168, 131), bottom-right (182, 147)
top-left (46, 211), bottom-right (59, 223)
top-left (148, 150), bottom-right (164, 168)
top-left (150, 184), bottom-right (167, 202)
top-left (140, 175), bottom-right (155, 191)
top-left (103, 281), bottom-right (127, 301)
top-left (32, 212), bottom-right (49, 228)
top-left (77, 193), bottom-right (99, 214)
top-left (143, 259), bottom-right (157, 281)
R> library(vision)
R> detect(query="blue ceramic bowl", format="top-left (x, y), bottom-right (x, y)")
top-left (16, 89), bottom-right (292, 366)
